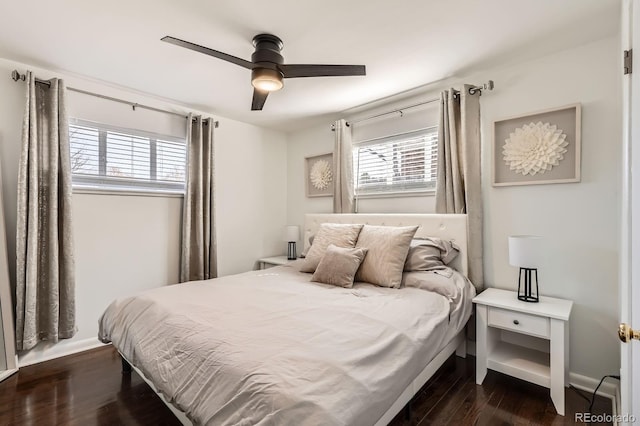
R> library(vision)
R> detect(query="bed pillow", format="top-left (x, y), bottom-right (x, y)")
top-left (404, 237), bottom-right (460, 272)
top-left (354, 225), bottom-right (419, 288)
top-left (402, 270), bottom-right (459, 300)
top-left (300, 223), bottom-right (364, 273)
top-left (300, 235), bottom-right (314, 258)
top-left (311, 244), bottom-right (368, 288)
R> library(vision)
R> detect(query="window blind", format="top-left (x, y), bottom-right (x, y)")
top-left (69, 119), bottom-right (187, 193)
top-left (354, 127), bottom-right (438, 196)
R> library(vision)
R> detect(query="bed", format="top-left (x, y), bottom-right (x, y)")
top-left (99, 213), bottom-right (476, 425)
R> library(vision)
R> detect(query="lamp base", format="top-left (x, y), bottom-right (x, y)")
top-left (517, 267), bottom-right (539, 303)
top-left (517, 294), bottom-right (539, 303)
top-left (287, 242), bottom-right (297, 260)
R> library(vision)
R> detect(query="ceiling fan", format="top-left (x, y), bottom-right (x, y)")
top-left (161, 34), bottom-right (366, 111)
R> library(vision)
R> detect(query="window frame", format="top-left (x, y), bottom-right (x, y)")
top-left (353, 126), bottom-right (439, 198)
top-left (69, 118), bottom-right (187, 196)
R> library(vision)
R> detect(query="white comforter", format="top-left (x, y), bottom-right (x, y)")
top-left (99, 264), bottom-right (472, 426)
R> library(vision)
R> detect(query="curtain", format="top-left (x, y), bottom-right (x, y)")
top-left (435, 85), bottom-right (484, 289)
top-left (180, 115), bottom-right (217, 282)
top-left (16, 72), bottom-right (76, 351)
top-left (333, 119), bottom-right (355, 213)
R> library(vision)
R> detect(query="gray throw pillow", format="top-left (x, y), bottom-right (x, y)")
top-left (300, 223), bottom-right (364, 273)
top-left (300, 235), bottom-right (314, 258)
top-left (311, 244), bottom-right (368, 288)
top-left (404, 237), bottom-right (460, 272)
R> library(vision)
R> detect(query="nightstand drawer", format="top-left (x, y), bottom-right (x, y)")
top-left (488, 307), bottom-right (550, 338)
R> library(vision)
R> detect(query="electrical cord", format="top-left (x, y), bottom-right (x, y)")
top-left (588, 375), bottom-right (620, 413)
top-left (569, 384), bottom-right (591, 404)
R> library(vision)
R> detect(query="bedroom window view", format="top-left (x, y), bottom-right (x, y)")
top-left (69, 120), bottom-right (187, 193)
top-left (354, 127), bottom-right (438, 196)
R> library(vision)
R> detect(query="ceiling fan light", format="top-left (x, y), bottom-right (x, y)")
top-left (251, 68), bottom-right (283, 92)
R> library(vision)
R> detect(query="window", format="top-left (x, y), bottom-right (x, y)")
top-left (69, 119), bottom-right (187, 193)
top-left (354, 127), bottom-right (438, 197)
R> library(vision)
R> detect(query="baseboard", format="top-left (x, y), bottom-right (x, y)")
top-left (569, 372), bottom-right (618, 400)
top-left (466, 345), bottom-right (618, 421)
top-left (569, 371), bottom-right (619, 424)
top-left (18, 337), bottom-right (109, 367)
top-left (462, 344), bottom-right (617, 402)
top-left (0, 368), bottom-right (18, 382)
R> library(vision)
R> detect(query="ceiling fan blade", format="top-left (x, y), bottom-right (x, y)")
top-left (161, 36), bottom-right (255, 70)
top-left (251, 89), bottom-right (269, 111)
top-left (280, 64), bottom-right (366, 78)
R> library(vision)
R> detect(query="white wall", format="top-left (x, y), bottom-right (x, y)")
top-left (215, 119), bottom-right (288, 275)
top-left (286, 36), bottom-right (621, 381)
top-left (287, 124), bottom-right (334, 229)
top-left (480, 36), bottom-right (621, 379)
top-left (72, 194), bottom-right (182, 331)
top-left (0, 57), bottom-right (288, 364)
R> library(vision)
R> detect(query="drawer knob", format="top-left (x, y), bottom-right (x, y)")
top-left (513, 319), bottom-right (520, 325)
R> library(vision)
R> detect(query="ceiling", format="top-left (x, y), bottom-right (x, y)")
top-left (0, 0), bottom-right (619, 132)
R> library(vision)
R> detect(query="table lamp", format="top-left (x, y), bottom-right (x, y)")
top-left (285, 226), bottom-right (300, 260)
top-left (508, 235), bottom-right (543, 303)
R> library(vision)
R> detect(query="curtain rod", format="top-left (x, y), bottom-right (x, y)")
top-left (331, 80), bottom-right (494, 131)
top-left (11, 70), bottom-right (219, 128)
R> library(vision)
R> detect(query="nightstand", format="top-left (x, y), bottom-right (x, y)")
top-left (257, 255), bottom-right (296, 270)
top-left (473, 288), bottom-right (573, 415)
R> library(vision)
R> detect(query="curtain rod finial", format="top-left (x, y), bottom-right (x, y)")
top-left (11, 70), bottom-right (25, 82)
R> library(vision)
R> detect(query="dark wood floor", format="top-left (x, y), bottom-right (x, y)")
top-left (388, 355), bottom-right (612, 426)
top-left (0, 345), bottom-right (611, 425)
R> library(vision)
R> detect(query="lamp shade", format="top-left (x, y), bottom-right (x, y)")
top-left (508, 235), bottom-right (543, 268)
top-left (284, 225), bottom-right (300, 242)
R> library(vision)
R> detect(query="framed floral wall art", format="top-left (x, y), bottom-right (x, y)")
top-left (305, 152), bottom-right (333, 197)
top-left (492, 103), bottom-right (581, 186)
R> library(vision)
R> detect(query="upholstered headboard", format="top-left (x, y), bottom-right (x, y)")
top-left (303, 214), bottom-right (469, 277)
